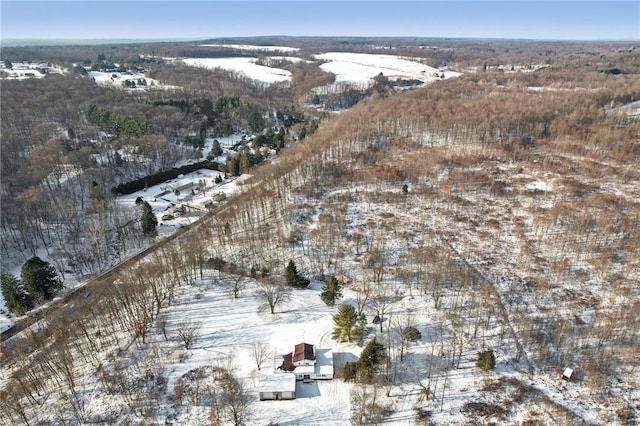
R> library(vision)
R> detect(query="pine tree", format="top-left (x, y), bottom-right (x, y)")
top-left (210, 139), bottom-right (223, 158)
top-left (320, 275), bottom-right (343, 306)
top-left (353, 313), bottom-right (368, 346)
top-left (477, 349), bottom-right (496, 372)
top-left (248, 111), bottom-right (265, 133)
top-left (21, 256), bottom-right (62, 302)
top-left (285, 259), bottom-right (309, 288)
top-left (358, 338), bottom-right (386, 382)
top-left (343, 362), bottom-right (358, 382)
top-left (1, 273), bottom-right (32, 315)
top-left (140, 200), bottom-right (157, 236)
top-left (332, 304), bottom-right (358, 342)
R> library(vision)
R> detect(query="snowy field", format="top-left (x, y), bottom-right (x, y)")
top-left (199, 43), bottom-right (300, 52)
top-left (180, 50), bottom-right (462, 88)
top-left (181, 57), bottom-right (293, 85)
top-left (137, 278), bottom-right (354, 425)
top-left (314, 52), bottom-right (461, 89)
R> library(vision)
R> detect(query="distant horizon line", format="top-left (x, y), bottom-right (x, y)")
top-left (1, 35), bottom-right (638, 48)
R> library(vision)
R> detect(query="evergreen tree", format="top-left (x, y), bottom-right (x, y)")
top-left (343, 362), bottom-right (358, 382)
top-left (1, 273), bottom-right (32, 315)
top-left (320, 275), bottom-right (343, 306)
top-left (226, 156), bottom-right (240, 176)
top-left (332, 304), bottom-right (358, 342)
top-left (210, 139), bottom-right (223, 158)
top-left (239, 149), bottom-right (252, 174)
top-left (139, 200), bottom-right (157, 236)
top-left (353, 313), bottom-right (368, 346)
top-left (358, 338), bottom-right (386, 382)
top-left (477, 349), bottom-right (496, 372)
top-left (399, 325), bottom-right (422, 361)
top-left (285, 259), bottom-right (309, 288)
top-left (402, 325), bottom-right (422, 342)
top-left (248, 111), bottom-right (265, 133)
top-left (21, 256), bottom-right (62, 302)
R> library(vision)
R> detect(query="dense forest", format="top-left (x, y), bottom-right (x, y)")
top-left (1, 38), bottom-right (638, 425)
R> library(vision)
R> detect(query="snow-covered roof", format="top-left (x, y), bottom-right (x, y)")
top-left (315, 348), bottom-right (334, 377)
top-left (294, 364), bottom-right (315, 375)
top-left (259, 373), bottom-right (296, 393)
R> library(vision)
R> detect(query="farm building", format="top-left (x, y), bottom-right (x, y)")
top-left (258, 373), bottom-right (296, 400)
top-left (275, 342), bottom-right (334, 382)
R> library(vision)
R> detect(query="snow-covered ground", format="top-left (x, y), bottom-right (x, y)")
top-left (87, 70), bottom-right (174, 89)
top-left (180, 51), bottom-right (462, 88)
top-left (69, 267), bottom-right (482, 425)
top-left (181, 57), bottom-right (293, 85)
top-left (314, 52), bottom-right (460, 89)
top-left (0, 170), bottom-right (247, 335)
top-left (143, 279), bottom-right (355, 425)
top-left (0, 134), bottom-right (248, 334)
top-left (0, 61), bottom-right (65, 79)
top-left (199, 43), bottom-right (300, 52)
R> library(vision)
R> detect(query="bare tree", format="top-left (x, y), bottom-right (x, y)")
top-left (227, 268), bottom-right (247, 299)
top-left (349, 383), bottom-right (391, 425)
top-left (257, 279), bottom-right (290, 314)
top-left (395, 313), bottom-right (422, 362)
top-left (353, 279), bottom-right (371, 317)
top-left (0, 387), bottom-right (31, 426)
top-left (371, 287), bottom-right (393, 333)
top-left (176, 320), bottom-right (201, 350)
top-left (251, 341), bottom-right (272, 371)
top-left (365, 247), bottom-right (386, 284)
top-left (219, 369), bottom-right (251, 426)
top-left (156, 313), bottom-right (168, 341)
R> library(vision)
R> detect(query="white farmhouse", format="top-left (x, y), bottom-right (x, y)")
top-left (275, 342), bottom-right (334, 382)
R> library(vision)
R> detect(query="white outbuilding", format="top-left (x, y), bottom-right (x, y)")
top-left (259, 373), bottom-right (296, 400)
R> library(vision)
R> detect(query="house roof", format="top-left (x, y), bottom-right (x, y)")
top-left (278, 352), bottom-right (296, 372)
top-left (315, 348), bottom-right (334, 376)
top-left (293, 343), bottom-right (315, 363)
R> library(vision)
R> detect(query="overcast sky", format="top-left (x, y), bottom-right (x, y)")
top-left (2, 1), bottom-right (639, 42)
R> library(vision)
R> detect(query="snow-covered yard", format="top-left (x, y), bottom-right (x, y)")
top-left (75, 267), bottom-right (495, 425)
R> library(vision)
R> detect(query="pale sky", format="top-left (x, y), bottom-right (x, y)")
top-left (1, 1), bottom-right (639, 42)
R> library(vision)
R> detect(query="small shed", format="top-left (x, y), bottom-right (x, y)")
top-left (259, 373), bottom-right (296, 400)
top-left (562, 367), bottom-right (574, 381)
